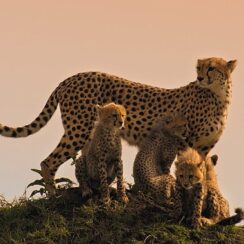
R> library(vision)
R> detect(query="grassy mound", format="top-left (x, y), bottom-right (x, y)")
top-left (0, 188), bottom-right (243, 243)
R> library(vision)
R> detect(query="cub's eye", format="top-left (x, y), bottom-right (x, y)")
top-left (208, 66), bottom-right (215, 72)
top-left (189, 175), bottom-right (193, 179)
top-left (179, 175), bottom-right (183, 178)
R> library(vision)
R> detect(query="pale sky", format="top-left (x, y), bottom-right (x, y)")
top-left (0, 1), bottom-right (243, 212)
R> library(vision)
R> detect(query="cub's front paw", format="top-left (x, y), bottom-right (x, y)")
top-left (120, 194), bottom-right (129, 204)
top-left (200, 217), bottom-right (212, 226)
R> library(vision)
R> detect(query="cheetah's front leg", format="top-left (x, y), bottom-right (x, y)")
top-left (75, 155), bottom-right (93, 199)
top-left (171, 183), bottom-right (183, 221)
top-left (97, 156), bottom-right (110, 205)
top-left (115, 158), bottom-right (128, 204)
top-left (191, 184), bottom-right (204, 228)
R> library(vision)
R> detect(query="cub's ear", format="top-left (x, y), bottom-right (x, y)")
top-left (95, 104), bottom-right (103, 115)
top-left (227, 60), bottom-right (237, 73)
top-left (118, 104), bottom-right (127, 116)
top-left (211, 154), bottom-right (218, 166)
top-left (197, 161), bottom-right (204, 169)
top-left (95, 104), bottom-right (102, 110)
top-left (175, 160), bottom-right (180, 167)
top-left (197, 59), bottom-right (202, 64)
top-left (177, 150), bottom-right (184, 158)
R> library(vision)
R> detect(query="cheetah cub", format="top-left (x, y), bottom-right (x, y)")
top-left (75, 103), bottom-right (128, 205)
top-left (174, 148), bottom-right (244, 228)
top-left (133, 113), bottom-right (188, 204)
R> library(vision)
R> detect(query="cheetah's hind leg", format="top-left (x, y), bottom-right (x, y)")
top-left (40, 133), bottom-right (82, 195)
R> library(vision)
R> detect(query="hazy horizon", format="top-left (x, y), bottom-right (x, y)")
top-left (0, 1), bottom-right (243, 213)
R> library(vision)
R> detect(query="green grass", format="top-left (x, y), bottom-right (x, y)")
top-left (0, 189), bottom-right (243, 244)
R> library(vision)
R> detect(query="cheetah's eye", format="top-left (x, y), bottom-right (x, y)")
top-left (208, 66), bottom-right (215, 72)
top-left (179, 175), bottom-right (183, 178)
top-left (189, 175), bottom-right (193, 179)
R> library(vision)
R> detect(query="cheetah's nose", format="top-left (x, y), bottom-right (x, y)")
top-left (197, 76), bottom-right (204, 81)
top-left (183, 183), bottom-right (191, 189)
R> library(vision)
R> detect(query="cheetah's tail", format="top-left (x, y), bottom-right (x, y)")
top-left (0, 87), bottom-right (59, 138)
top-left (216, 208), bottom-right (244, 226)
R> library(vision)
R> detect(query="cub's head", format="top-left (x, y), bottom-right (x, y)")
top-left (96, 103), bottom-right (126, 128)
top-left (175, 148), bottom-right (205, 190)
top-left (196, 57), bottom-right (237, 93)
top-left (154, 113), bottom-right (188, 139)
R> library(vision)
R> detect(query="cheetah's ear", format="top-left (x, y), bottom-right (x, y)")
top-left (174, 160), bottom-right (180, 168)
top-left (211, 155), bottom-right (218, 166)
top-left (176, 151), bottom-right (184, 164)
top-left (227, 60), bottom-right (237, 73)
top-left (197, 161), bottom-right (204, 169)
top-left (177, 150), bottom-right (184, 157)
top-left (176, 113), bottom-right (188, 126)
top-left (95, 104), bottom-right (102, 110)
top-left (95, 104), bottom-right (102, 116)
top-left (197, 59), bottom-right (202, 65)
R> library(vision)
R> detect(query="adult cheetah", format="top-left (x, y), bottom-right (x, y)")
top-left (75, 103), bottom-right (128, 205)
top-left (0, 57), bottom-right (237, 193)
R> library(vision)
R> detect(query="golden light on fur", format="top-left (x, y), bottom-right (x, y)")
top-left (0, 57), bottom-right (236, 195)
top-left (196, 58), bottom-right (237, 101)
top-left (95, 102), bottom-right (126, 129)
top-left (175, 148), bottom-right (205, 189)
top-left (76, 102), bottom-right (128, 205)
top-left (177, 147), bottom-right (203, 165)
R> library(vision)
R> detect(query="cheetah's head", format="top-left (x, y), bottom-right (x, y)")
top-left (196, 57), bottom-right (237, 94)
top-left (156, 113), bottom-right (188, 139)
top-left (175, 148), bottom-right (205, 190)
top-left (96, 103), bottom-right (126, 129)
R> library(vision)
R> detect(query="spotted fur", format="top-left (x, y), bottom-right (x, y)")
top-left (0, 57), bottom-right (237, 193)
top-left (75, 103), bottom-right (128, 205)
top-left (133, 113), bottom-right (188, 204)
top-left (174, 148), bottom-right (243, 227)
